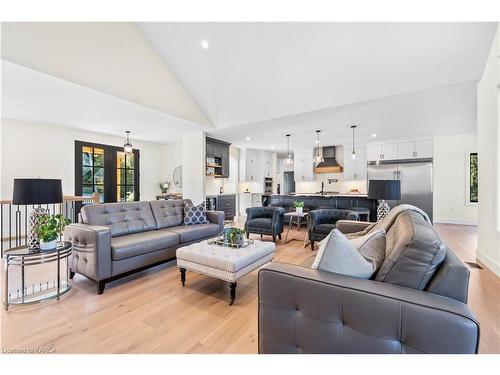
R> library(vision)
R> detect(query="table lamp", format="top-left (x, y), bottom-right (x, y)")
top-left (12, 178), bottom-right (63, 250)
top-left (368, 179), bottom-right (401, 221)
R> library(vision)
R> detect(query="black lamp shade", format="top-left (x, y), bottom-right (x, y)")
top-left (368, 179), bottom-right (401, 201)
top-left (12, 178), bottom-right (63, 205)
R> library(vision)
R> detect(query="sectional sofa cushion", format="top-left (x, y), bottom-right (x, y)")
top-left (81, 201), bottom-right (157, 237)
top-left (111, 230), bottom-right (179, 261)
top-left (184, 202), bottom-right (209, 225)
top-left (311, 229), bottom-right (380, 279)
top-left (375, 210), bottom-right (446, 290)
top-left (149, 199), bottom-right (186, 229)
top-left (166, 223), bottom-right (221, 243)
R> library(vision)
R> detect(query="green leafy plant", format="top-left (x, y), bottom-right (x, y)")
top-left (37, 214), bottom-right (71, 243)
top-left (158, 181), bottom-right (170, 193)
top-left (223, 227), bottom-right (246, 244)
top-left (293, 200), bottom-right (305, 208)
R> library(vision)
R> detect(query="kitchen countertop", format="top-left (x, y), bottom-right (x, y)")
top-left (290, 193), bottom-right (369, 198)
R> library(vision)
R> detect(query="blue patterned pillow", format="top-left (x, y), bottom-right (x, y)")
top-left (183, 202), bottom-right (209, 225)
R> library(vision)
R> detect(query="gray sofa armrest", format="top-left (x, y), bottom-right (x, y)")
top-left (335, 220), bottom-right (373, 234)
top-left (206, 210), bottom-right (225, 233)
top-left (64, 223), bottom-right (112, 282)
top-left (258, 262), bottom-right (479, 354)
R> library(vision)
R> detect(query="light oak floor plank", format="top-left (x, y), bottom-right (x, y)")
top-left (1, 222), bottom-right (498, 353)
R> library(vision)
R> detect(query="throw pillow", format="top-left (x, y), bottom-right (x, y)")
top-left (183, 202), bottom-right (209, 225)
top-left (311, 229), bottom-right (380, 279)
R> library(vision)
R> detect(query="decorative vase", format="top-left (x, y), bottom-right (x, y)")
top-left (40, 239), bottom-right (57, 250)
top-left (296, 207), bottom-right (303, 214)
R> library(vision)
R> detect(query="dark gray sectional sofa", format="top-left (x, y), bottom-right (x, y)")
top-left (64, 199), bottom-right (224, 294)
top-left (258, 208), bottom-right (480, 354)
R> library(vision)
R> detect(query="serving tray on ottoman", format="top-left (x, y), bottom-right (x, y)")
top-left (176, 240), bottom-right (276, 305)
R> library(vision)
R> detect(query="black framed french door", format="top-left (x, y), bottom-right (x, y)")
top-left (75, 141), bottom-right (140, 205)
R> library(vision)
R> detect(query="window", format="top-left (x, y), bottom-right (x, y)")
top-left (75, 141), bottom-right (140, 204)
top-left (116, 151), bottom-right (136, 202)
top-left (465, 152), bottom-right (478, 205)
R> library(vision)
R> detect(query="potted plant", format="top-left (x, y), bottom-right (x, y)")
top-left (293, 200), bottom-right (305, 214)
top-left (37, 214), bottom-right (71, 250)
top-left (158, 181), bottom-right (170, 194)
top-left (223, 227), bottom-right (246, 245)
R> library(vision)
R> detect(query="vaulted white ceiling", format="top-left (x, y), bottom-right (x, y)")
top-left (139, 22), bottom-right (497, 129)
top-left (1, 22), bottom-right (497, 147)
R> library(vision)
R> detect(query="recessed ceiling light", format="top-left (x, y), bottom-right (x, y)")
top-left (200, 40), bottom-right (209, 49)
top-left (371, 133), bottom-right (377, 138)
top-left (245, 137), bottom-right (251, 141)
top-left (271, 145), bottom-right (275, 149)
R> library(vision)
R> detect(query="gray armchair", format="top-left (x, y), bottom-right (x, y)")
top-left (245, 206), bottom-right (285, 242)
top-left (308, 209), bottom-right (359, 250)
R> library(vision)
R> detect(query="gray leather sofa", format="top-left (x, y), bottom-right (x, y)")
top-left (64, 200), bottom-right (224, 294)
top-left (258, 209), bottom-right (480, 354)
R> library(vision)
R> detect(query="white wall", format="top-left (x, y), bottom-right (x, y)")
top-left (0, 118), bottom-right (167, 200)
top-left (163, 142), bottom-right (183, 194)
top-left (433, 133), bottom-right (479, 225)
top-left (181, 132), bottom-right (205, 204)
top-left (477, 27), bottom-right (500, 276)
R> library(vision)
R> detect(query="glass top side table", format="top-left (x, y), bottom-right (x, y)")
top-left (3, 241), bottom-right (72, 310)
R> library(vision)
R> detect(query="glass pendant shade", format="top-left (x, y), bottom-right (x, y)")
top-left (313, 130), bottom-right (324, 165)
top-left (124, 131), bottom-right (133, 155)
top-left (285, 134), bottom-right (293, 165)
top-left (350, 125), bottom-right (357, 161)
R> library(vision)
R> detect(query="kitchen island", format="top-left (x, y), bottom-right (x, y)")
top-left (262, 194), bottom-right (377, 222)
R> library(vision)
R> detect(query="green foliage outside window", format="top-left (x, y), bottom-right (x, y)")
top-left (470, 153), bottom-right (478, 203)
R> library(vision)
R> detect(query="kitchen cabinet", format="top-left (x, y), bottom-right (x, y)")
top-left (206, 137), bottom-right (231, 178)
top-left (262, 151), bottom-right (273, 178)
top-left (367, 140), bottom-right (433, 161)
top-left (245, 149), bottom-right (260, 182)
top-left (343, 146), bottom-right (366, 180)
top-left (294, 150), bottom-right (314, 181)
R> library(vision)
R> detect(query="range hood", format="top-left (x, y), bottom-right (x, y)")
top-left (314, 146), bottom-right (343, 174)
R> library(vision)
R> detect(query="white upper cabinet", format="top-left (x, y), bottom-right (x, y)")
top-left (367, 140), bottom-right (433, 161)
top-left (343, 146), bottom-right (366, 180)
top-left (262, 151), bottom-right (273, 178)
top-left (414, 140), bottom-right (433, 158)
top-left (367, 143), bottom-right (397, 161)
top-left (245, 149), bottom-right (260, 182)
top-left (294, 150), bottom-right (314, 181)
top-left (397, 142), bottom-right (415, 159)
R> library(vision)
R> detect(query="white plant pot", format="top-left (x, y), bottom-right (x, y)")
top-left (296, 207), bottom-right (303, 214)
top-left (40, 239), bottom-right (57, 250)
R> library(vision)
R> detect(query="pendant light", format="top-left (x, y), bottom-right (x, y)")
top-left (350, 125), bottom-right (357, 160)
top-left (284, 134), bottom-right (294, 165)
top-left (313, 130), bottom-right (324, 165)
top-left (124, 130), bottom-right (133, 155)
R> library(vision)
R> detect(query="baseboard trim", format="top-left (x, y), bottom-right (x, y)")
top-left (433, 218), bottom-right (478, 226)
top-left (476, 250), bottom-right (500, 277)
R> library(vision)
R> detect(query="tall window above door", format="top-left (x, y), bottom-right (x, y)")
top-left (116, 151), bottom-right (136, 202)
top-left (75, 141), bottom-right (140, 204)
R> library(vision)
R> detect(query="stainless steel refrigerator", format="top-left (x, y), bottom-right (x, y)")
top-left (367, 159), bottom-right (433, 222)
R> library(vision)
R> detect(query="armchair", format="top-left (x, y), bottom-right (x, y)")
top-left (245, 206), bottom-right (285, 242)
top-left (308, 209), bottom-right (359, 250)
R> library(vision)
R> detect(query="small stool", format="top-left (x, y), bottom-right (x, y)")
top-left (348, 207), bottom-right (370, 221)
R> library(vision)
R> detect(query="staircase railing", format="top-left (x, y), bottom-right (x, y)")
top-left (1, 193), bottom-right (100, 256)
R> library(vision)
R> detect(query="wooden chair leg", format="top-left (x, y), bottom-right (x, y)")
top-left (310, 241), bottom-right (315, 251)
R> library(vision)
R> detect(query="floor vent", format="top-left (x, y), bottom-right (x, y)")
top-left (465, 262), bottom-right (483, 269)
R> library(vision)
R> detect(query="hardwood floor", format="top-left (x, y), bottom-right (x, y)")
top-left (1, 223), bottom-right (499, 353)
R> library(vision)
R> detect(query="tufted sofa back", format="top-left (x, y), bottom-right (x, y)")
top-left (81, 201), bottom-right (157, 237)
top-left (149, 199), bottom-right (192, 229)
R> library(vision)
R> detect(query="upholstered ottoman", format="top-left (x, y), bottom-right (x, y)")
top-left (176, 240), bottom-right (275, 305)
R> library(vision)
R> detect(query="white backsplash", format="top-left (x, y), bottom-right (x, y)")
top-left (295, 172), bottom-right (367, 194)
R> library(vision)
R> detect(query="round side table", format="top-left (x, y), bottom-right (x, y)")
top-left (3, 241), bottom-right (72, 310)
